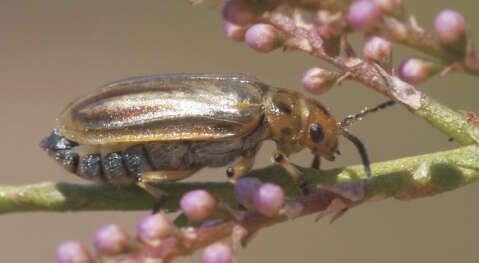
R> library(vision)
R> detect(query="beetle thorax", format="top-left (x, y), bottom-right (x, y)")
top-left (263, 88), bottom-right (310, 156)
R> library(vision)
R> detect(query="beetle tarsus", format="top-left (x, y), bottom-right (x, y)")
top-left (152, 199), bottom-right (167, 214)
top-left (136, 180), bottom-right (169, 202)
top-left (135, 169), bottom-right (198, 211)
top-left (298, 180), bottom-right (310, 195)
top-left (311, 156), bottom-right (321, 170)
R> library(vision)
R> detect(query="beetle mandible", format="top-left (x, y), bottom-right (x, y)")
top-left (40, 74), bottom-right (393, 200)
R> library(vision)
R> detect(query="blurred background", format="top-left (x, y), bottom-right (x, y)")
top-left (0, 0), bottom-right (478, 262)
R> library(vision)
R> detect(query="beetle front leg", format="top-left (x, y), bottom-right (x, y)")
top-left (226, 156), bottom-right (255, 183)
top-left (136, 169), bottom-right (199, 212)
top-left (272, 151), bottom-right (309, 195)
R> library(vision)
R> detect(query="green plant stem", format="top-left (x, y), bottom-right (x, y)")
top-left (1, 145), bottom-right (478, 214)
top-left (412, 97), bottom-right (475, 145)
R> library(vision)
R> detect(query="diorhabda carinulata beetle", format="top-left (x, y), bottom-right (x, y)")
top-left (40, 74), bottom-right (394, 200)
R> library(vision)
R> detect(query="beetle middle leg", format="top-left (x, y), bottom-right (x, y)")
top-left (136, 169), bottom-right (199, 212)
top-left (226, 156), bottom-right (255, 183)
top-left (272, 151), bottom-right (309, 194)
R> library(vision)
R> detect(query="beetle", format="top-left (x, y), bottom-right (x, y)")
top-left (40, 73), bottom-right (393, 200)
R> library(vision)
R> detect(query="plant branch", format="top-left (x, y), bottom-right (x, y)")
top-left (1, 145), bottom-right (478, 215)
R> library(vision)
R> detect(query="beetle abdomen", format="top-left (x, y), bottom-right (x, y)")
top-left (41, 129), bottom-right (147, 184)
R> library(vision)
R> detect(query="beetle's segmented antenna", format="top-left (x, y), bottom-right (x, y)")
top-left (340, 130), bottom-right (371, 178)
top-left (338, 100), bottom-right (396, 128)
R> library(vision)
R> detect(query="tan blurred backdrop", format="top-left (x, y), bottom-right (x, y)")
top-left (0, 0), bottom-right (478, 262)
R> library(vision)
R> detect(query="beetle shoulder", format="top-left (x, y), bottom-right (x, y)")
top-left (58, 74), bottom-right (269, 145)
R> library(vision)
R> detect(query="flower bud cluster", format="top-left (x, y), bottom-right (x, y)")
top-left (55, 180), bottom-right (288, 262)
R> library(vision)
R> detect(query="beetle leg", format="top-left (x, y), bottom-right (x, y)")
top-left (136, 169), bottom-right (199, 212)
top-left (272, 151), bottom-right (309, 195)
top-left (226, 157), bottom-right (255, 183)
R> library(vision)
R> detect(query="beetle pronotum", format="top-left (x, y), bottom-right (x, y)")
top-left (40, 74), bottom-right (393, 201)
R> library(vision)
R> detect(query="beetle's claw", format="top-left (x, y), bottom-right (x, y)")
top-left (311, 155), bottom-right (320, 170)
top-left (152, 202), bottom-right (162, 214)
top-left (226, 167), bottom-right (235, 179)
top-left (298, 180), bottom-right (309, 195)
top-left (273, 152), bottom-right (285, 163)
top-left (151, 195), bottom-right (170, 214)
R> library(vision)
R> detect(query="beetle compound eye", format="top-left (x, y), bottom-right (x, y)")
top-left (309, 123), bottom-right (324, 143)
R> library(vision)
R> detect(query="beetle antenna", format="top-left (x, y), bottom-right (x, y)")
top-left (338, 99), bottom-right (396, 128)
top-left (339, 129), bottom-right (371, 178)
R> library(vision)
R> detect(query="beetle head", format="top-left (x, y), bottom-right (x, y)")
top-left (265, 88), bottom-right (339, 160)
top-left (300, 98), bottom-right (339, 161)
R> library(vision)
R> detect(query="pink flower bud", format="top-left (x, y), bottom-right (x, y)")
top-left (93, 224), bottom-right (128, 256)
top-left (234, 177), bottom-right (262, 209)
top-left (398, 57), bottom-right (440, 85)
top-left (202, 242), bottom-right (233, 263)
top-left (137, 213), bottom-right (173, 244)
top-left (348, 0), bottom-right (382, 32)
top-left (180, 190), bottom-right (216, 222)
top-left (222, 0), bottom-right (256, 26)
top-left (301, 67), bottom-right (340, 95)
top-left (56, 241), bottom-right (91, 263)
top-left (245, 23), bottom-right (283, 53)
top-left (374, 0), bottom-right (403, 12)
top-left (434, 9), bottom-right (465, 45)
top-left (363, 36), bottom-right (393, 68)
top-left (253, 183), bottom-right (284, 217)
top-left (223, 20), bottom-right (246, 42)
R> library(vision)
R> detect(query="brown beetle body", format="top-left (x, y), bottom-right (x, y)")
top-left (41, 74), bottom-right (342, 198)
